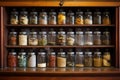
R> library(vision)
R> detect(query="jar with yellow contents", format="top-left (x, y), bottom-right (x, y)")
top-left (58, 10), bottom-right (66, 25)
top-left (75, 10), bottom-right (84, 24)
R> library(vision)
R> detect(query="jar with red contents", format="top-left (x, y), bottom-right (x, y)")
top-left (48, 51), bottom-right (56, 67)
top-left (8, 49), bottom-right (17, 67)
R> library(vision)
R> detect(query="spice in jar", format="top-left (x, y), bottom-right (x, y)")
top-left (9, 31), bottom-right (17, 45)
top-left (58, 10), bottom-right (66, 25)
top-left (66, 10), bottom-right (74, 24)
top-left (84, 10), bottom-right (93, 24)
top-left (18, 49), bottom-right (27, 67)
top-left (93, 9), bottom-right (101, 24)
top-left (49, 10), bottom-right (56, 25)
top-left (102, 10), bottom-right (111, 24)
top-left (29, 11), bottom-right (38, 24)
top-left (38, 32), bottom-right (47, 46)
top-left (103, 49), bottom-right (111, 67)
top-left (39, 10), bottom-right (47, 25)
top-left (10, 9), bottom-right (18, 24)
top-left (102, 29), bottom-right (110, 45)
top-left (57, 49), bottom-right (66, 67)
top-left (48, 51), bottom-right (56, 67)
top-left (8, 49), bottom-right (17, 67)
top-left (19, 9), bottom-right (28, 24)
top-left (93, 49), bottom-right (102, 67)
top-left (75, 10), bottom-right (84, 24)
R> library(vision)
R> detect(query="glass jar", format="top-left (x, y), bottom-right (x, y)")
top-left (75, 50), bottom-right (84, 67)
top-left (103, 49), bottom-right (111, 67)
top-left (84, 29), bottom-right (93, 45)
top-left (75, 30), bottom-right (84, 45)
top-left (102, 30), bottom-right (110, 45)
top-left (8, 49), bottom-right (17, 67)
top-left (49, 12), bottom-right (56, 25)
top-left (75, 11), bottom-right (84, 24)
top-left (102, 10), bottom-right (111, 24)
top-left (57, 49), bottom-right (66, 67)
top-left (93, 10), bottom-right (101, 24)
top-left (38, 32), bottom-right (47, 46)
top-left (19, 9), bottom-right (28, 24)
top-left (29, 11), bottom-right (38, 24)
top-left (84, 10), bottom-right (93, 24)
top-left (19, 31), bottom-right (27, 46)
top-left (9, 31), bottom-right (17, 45)
top-left (37, 51), bottom-right (46, 67)
top-left (28, 32), bottom-right (38, 46)
top-left (27, 50), bottom-right (36, 67)
top-left (48, 29), bottom-right (56, 45)
top-left (66, 31), bottom-right (75, 46)
top-left (93, 49), bottom-right (102, 67)
top-left (58, 11), bottom-right (66, 25)
top-left (39, 11), bottom-right (47, 25)
top-left (93, 30), bottom-right (102, 45)
top-left (10, 9), bottom-right (18, 24)
top-left (66, 11), bottom-right (74, 24)
top-left (84, 49), bottom-right (92, 67)
top-left (48, 52), bottom-right (56, 67)
top-left (66, 50), bottom-right (75, 67)
top-left (57, 29), bottom-right (66, 45)
top-left (18, 49), bottom-right (27, 67)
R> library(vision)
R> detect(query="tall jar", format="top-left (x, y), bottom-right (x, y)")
top-left (9, 31), bottom-right (17, 46)
top-left (19, 9), bottom-right (28, 24)
top-left (8, 49), bottom-right (17, 67)
top-left (57, 29), bottom-right (66, 45)
top-left (47, 29), bottom-right (56, 45)
top-left (102, 30), bottom-right (110, 45)
top-left (57, 49), bottom-right (66, 67)
top-left (75, 49), bottom-right (84, 67)
top-left (10, 9), bottom-right (18, 24)
top-left (66, 50), bottom-right (75, 67)
top-left (19, 31), bottom-right (28, 46)
top-left (49, 11), bottom-right (56, 25)
top-left (29, 11), bottom-right (38, 24)
top-left (48, 51), bottom-right (56, 67)
top-left (75, 10), bottom-right (84, 24)
top-left (27, 50), bottom-right (36, 67)
top-left (84, 49), bottom-right (92, 67)
top-left (75, 29), bottom-right (84, 45)
top-left (39, 11), bottom-right (47, 25)
top-left (66, 31), bottom-right (75, 46)
top-left (58, 11), bottom-right (66, 25)
top-left (93, 10), bottom-right (101, 24)
top-left (38, 32), bottom-right (47, 46)
top-left (37, 51), bottom-right (46, 67)
top-left (28, 32), bottom-right (38, 46)
top-left (84, 10), bottom-right (93, 24)
top-left (102, 10), bottom-right (111, 24)
top-left (18, 49), bottom-right (27, 67)
top-left (66, 11), bottom-right (74, 24)
top-left (84, 29), bottom-right (93, 45)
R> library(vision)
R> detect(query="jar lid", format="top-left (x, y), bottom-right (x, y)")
top-left (49, 31), bottom-right (56, 34)
top-left (67, 52), bottom-right (74, 54)
top-left (10, 32), bottom-right (17, 35)
top-left (76, 32), bottom-right (83, 34)
top-left (9, 52), bottom-right (16, 55)
top-left (11, 11), bottom-right (18, 15)
top-left (39, 32), bottom-right (47, 34)
top-left (67, 32), bottom-right (74, 35)
top-left (19, 52), bottom-right (26, 55)
top-left (58, 31), bottom-right (65, 34)
top-left (20, 11), bottom-right (28, 15)
top-left (28, 52), bottom-right (35, 55)
top-left (19, 32), bottom-right (27, 35)
top-left (85, 12), bottom-right (92, 15)
top-left (40, 12), bottom-right (47, 15)
top-left (94, 31), bottom-right (101, 34)
top-left (76, 12), bottom-right (83, 15)
top-left (30, 32), bottom-right (37, 34)
top-left (85, 52), bottom-right (92, 54)
top-left (58, 52), bottom-right (65, 54)
top-left (50, 52), bottom-right (56, 54)
top-left (49, 12), bottom-right (56, 15)
top-left (76, 52), bottom-right (83, 54)
top-left (38, 52), bottom-right (46, 54)
top-left (30, 12), bottom-right (38, 15)
top-left (85, 31), bottom-right (92, 34)
top-left (94, 52), bottom-right (101, 54)
top-left (94, 11), bottom-right (101, 15)
top-left (67, 12), bottom-right (74, 16)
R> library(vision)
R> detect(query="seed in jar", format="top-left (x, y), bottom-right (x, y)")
top-left (66, 37), bottom-right (75, 45)
top-left (85, 19), bottom-right (92, 24)
top-left (75, 64), bottom-right (84, 67)
top-left (11, 18), bottom-right (18, 24)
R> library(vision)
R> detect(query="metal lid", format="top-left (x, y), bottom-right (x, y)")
top-left (28, 52), bottom-right (35, 55)
top-left (76, 12), bottom-right (83, 15)
top-left (94, 12), bottom-right (101, 15)
top-left (19, 52), bottom-right (26, 55)
top-left (85, 31), bottom-right (92, 34)
top-left (58, 52), bottom-right (65, 54)
top-left (49, 12), bottom-right (56, 15)
top-left (85, 52), bottom-right (92, 54)
top-left (67, 52), bottom-right (74, 54)
top-left (10, 32), bottom-right (17, 35)
top-left (40, 12), bottom-right (47, 15)
top-left (94, 31), bottom-right (101, 34)
top-left (94, 52), bottom-right (101, 54)
top-left (76, 31), bottom-right (83, 35)
top-left (59, 12), bottom-right (66, 14)
top-left (30, 12), bottom-right (38, 15)
top-left (9, 52), bottom-right (16, 55)
top-left (76, 52), bottom-right (83, 54)
top-left (49, 31), bottom-right (56, 34)
top-left (50, 52), bottom-right (56, 54)
top-left (39, 32), bottom-right (47, 35)
top-left (58, 31), bottom-right (65, 34)
top-left (30, 32), bottom-right (37, 35)
top-left (38, 52), bottom-right (46, 54)
top-left (19, 32), bottom-right (27, 35)
top-left (67, 32), bottom-right (74, 35)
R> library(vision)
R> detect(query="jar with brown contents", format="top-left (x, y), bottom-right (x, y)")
top-left (102, 10), bottom-right (111, 24)
top-left (75, 10), bottom-right (84, 24)
top-left (9, 31), bottom-right (17, 45)
top-left (39, 11), bottom-right (47, 25)
top-left (93, 10), bottom-right (101, 24)
top-left (102, 29), bottom-right (110, 45)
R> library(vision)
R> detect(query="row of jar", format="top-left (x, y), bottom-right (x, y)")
top-left (8, 49), bottom-right (111, 68)
top-left (9, 28), bottom-right (111, 46)
top-left (10, 8), bottom-right (111, 25)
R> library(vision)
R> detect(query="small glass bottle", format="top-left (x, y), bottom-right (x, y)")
top-left (84, 10), bottom-right (93, 24)
top-left (37, 50), bottom-right (46, 68)
top-left (84, 49), bottom-right (92, 67)
top-left (8, 49), bottom-right (17, 67)
top-left (93, 10), bottom-right (101, 24)
top-left (29, 11), bottom-right (38, 24)
top-left (58, 10), bottom-right (66, 25)
top-left (39, 10), bottom-right (47, 25)
top-left (93, 49), bottom-right (102, 67)
top-left (66, 10), bottom-right (74, 24)
top-left (102, 29), bottom-right (110, 45)
top-left (10, 9), bottom-right (18, 24)
top-left (47, 28), bottom-right (56, 45)
top-left (28, 32), bottom-right (38, 46)
top-left (27, 50), bottom-right (36, 67)
top-left (18, 49), bottom-right (27, 67)
top-left (103, 49), bottom-right (111, 67)
top-left (19, 9), bottom-right (28, 24)
top-left (75, 10), bottom-right (84, 24)
top-left (84, 29), bottom-right (93, 45)
top-left (75, 49), bottom-right (84, 67)
top-left (102, 10), bottom-right (111, 24)
top-left (75, 29), bottom-right (84, 45)
top-left (49, 10), bottom-right (56, 25)
top-left (57, 49), bottom-right (66, 67)
top-left (19, 31), bottom-right (28, 46)
top-left (38, 31), bottom-right (47, 46)
top-left (66, 49), bottom-right (75, 67)
top-left (9, 31), bottom-right (17, 45)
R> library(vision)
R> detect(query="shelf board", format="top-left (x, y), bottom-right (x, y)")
top-left (6, 45), bottom-right (115, 48)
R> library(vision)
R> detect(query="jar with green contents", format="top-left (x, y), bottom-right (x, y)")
top-left (10, 9), bottom-right (18, 24)
top-left (38, 32), bottom-right (47, 46)
top-left (29, 11), bottom-right (38, 24)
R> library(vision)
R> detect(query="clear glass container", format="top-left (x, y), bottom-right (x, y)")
top-left (84, 10), bottom-right (93, 24)
top-left (58, 11), bottom-right (66, 25)
top-left (38, 32), bottom-right (47, 46)
top-left (75, 10), bottom-right (84, 24)
top-left (39, 11), bottom-right (47, 25)
top-left (9, 31), bottom-right (17, 45)
top-left (29, 11), bottom-right (38, 24)
top-left (28, 32), bottom-right (38, 46)
top-left (102, 10), bottom-right (111, 24)
top-left (48, 51), bottom-right (56, 67)
top-left (10, 9), bottom-right (18, 24)
top-left (49, 11), bottom-right (56, 25)
top-left (102, 30), bottom-right (110, 45)
top-left (66, 11), bottom-right (74, 24)
top-left (19, 9), bottom-right (28, 24)
top-left (48, 29), bottom-right (56, 45)
top-left (93, 10), bottom-right (101, 24)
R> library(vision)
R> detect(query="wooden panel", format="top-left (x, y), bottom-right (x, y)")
top-left (119, 7), bottom-right (120, 68)
top-left (0, 7), bottom-right (1, 68)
